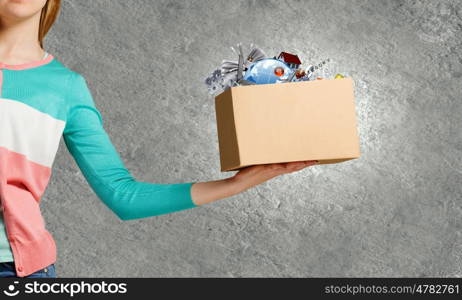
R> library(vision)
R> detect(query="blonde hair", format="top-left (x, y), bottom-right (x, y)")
top-left (38, 0), bottom-right (61, 48)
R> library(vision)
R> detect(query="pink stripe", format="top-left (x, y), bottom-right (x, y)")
top-left (0, 146), bottom-right (51, 202)
top-left (0, 146), bottom-right (56, 276)
top-left (0, 54), bottom-right (54, 70)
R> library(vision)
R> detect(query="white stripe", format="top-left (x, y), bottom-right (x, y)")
top-left (0, 99), bottom-right (65, 167)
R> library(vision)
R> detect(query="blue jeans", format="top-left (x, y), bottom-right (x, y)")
top-left (0, 262), bottom-right (56, 278)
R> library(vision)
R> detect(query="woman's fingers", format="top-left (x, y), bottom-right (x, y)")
top-left (293, 160), bottom-right (317, 171)
top-left (235, 160), bottom-right (319, 183)
top-left (291, 163), bottom-right (308, 171)
top-left (263, 160), bottom-right (318, 177)
top-left (269, 163), bottom-right (287, 170)
top-left (229, 160), bottom-right (320, 195)
top-left (282, 160), bottom-right (318, 172)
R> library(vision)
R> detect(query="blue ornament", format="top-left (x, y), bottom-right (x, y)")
top-left (243, 58), bottom-right (293, 85)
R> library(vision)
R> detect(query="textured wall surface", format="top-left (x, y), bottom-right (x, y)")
top-left (43, 0), bottom-right (461, 277)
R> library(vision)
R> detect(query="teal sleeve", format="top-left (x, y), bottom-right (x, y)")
top-left (62, 73), bottom-right (197, 221)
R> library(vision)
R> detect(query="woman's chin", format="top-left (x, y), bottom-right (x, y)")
top-left (0, 0), bottom-right (46, 21)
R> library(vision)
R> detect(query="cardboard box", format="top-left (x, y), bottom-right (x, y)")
top-left (214, 78), bottom-right (360, 172)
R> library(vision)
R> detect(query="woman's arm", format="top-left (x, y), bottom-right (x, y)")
top-left (63, 72), bottom-right (317, 220)
top-left (191, 161), bottom-right (318, 205)
top-left (63, 73), bottom-right (198, 221)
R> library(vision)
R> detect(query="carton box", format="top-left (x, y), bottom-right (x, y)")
top-left (214, 78), bottom-right (360, 172)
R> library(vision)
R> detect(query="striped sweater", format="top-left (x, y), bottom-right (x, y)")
top-left (0, 53), bottom-right (197, 277)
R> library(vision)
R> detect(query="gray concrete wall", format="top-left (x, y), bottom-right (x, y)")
top-left (43, 0), bottom-right (461, 277)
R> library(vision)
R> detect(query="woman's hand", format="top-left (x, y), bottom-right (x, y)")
top-left (191, 160), bottom-right (318, 206)
top-left (231, 160), bottom-right (319, 193)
